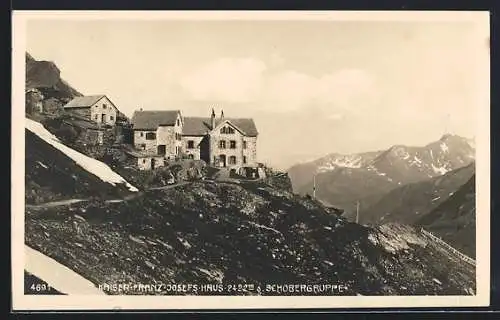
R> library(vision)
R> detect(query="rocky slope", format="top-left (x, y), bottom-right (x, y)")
top-left (25, 180), bottom-right (476, 296)
top-left (416, 175), bottom-right (476, 258)
top-left (353, 162), bottom-right (475, 225)
top-left (288, 135), bottom-right (475, 216)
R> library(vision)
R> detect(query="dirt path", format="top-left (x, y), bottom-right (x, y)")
top-left (146, 181), bottom-right (191, 190)
top-left (25, 182), bottom-right (192, 209)
top-left (24, 245), bottom-right (105, 295)
top-left (26, 199), bottom-right (88, 209)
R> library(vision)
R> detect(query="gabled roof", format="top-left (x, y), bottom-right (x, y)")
top-left (182, 117), bottom-right (258, 137)
top-left (219, 118), bottom-right (258, 137)
top-left (131, 110), bottom-right (182, 130)
top-left (64, 95), bottom-right (107, 108)
top-left (182, 117), bottom-right (212, 136)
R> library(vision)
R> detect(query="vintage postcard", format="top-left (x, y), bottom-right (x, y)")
top-left (12, 11), bottom-right (490, 310)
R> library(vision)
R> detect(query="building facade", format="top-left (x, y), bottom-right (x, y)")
top-left (63, 95), bottom-right (119, 126)
top-left (131, 109), bottom-right (258, 169)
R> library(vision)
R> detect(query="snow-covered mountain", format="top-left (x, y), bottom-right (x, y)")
top-left (287, 134), bottom-right (475, 216)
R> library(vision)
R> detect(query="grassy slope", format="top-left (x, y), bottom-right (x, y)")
top-left (25, 180), bottom-right (475, 296)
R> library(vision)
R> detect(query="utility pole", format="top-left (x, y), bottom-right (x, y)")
top-left (355, 200), bottom-right (360, 224)
top-left (312, 174), bottom-right (316, 200)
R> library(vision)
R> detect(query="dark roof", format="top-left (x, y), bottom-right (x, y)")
top-left (64, 95), bottom-right (106, 108)
top-left (182, 117), bottom-right (212, 136)
top-left (182, 117), bottom-right (258, 136)
top-left (182, 117), bottom-right (258, 137)
top-left (131, 110), bottom-right (181, 130)
top-left (131, 110), bottom-right (258, 136)
top-left (221, 118), bottom-right (258, 137)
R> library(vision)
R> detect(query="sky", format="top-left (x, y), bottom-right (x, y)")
top-left (25, 16), bottom-right (488, 169)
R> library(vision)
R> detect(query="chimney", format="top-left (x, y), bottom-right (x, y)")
top-left (210, 108), bottom-right (216, 129)
top-left (220, 109), bottom-right (224, 121)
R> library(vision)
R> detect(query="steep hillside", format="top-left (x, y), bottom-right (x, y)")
top-left (288, 135), bottom-right (475, 216)
top-left (416, 175), bottom-right (476, 258)
top-left (25, 119), bottom-right (136, 204)
top-left (355, 163), bottom-right (475, 225)
top-left (26, 181), bottom-right (475, 296)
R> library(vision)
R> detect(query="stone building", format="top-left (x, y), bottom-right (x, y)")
top-left (130, 108), bottom-right (258, 169)
top-left (25, 88), bottom-right (44, 114)
top-left (63, 95), bottom-right (119, 126)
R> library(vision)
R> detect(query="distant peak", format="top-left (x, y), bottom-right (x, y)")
top-left (439, 133), bottom-right (465, 142)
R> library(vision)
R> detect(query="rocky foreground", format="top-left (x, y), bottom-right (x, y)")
top-left (25, 180), bottom-right (475, 296)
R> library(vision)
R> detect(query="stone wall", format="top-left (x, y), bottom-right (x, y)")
top-left (89, 96), bottom-right (118, 126)
top-left (137, 156), bottom-right (167, 171)
top-left (181, 136), bottom-right (204, 160)
top-left (208, 125), bottom-right (257, 167)
top-left (157, 126), bottom-right (177, 158)
top-left (133, 130), bottom-right (157, 153)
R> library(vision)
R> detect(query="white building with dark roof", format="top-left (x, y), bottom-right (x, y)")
top-left (63, 95), bottom-right (120, 126)
top-left (131, 108), bottom-right (258, 169)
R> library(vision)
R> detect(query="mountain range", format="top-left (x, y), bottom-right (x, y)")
top-left (288, 134), bottom-right (475, 217)
top-left (354, 162), bottom-right (475, 226)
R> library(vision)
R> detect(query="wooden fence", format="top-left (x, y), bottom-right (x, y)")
top-left (420, 228), bottom-right (476, 267)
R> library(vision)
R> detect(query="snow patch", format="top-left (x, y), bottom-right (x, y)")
top-left (26, 118), bottom-right (138, 192)
top-left (317, 155), bottom-right (363, 172)
top-left (431, 196), bottom-right (441, 202)
top-left (25, 245), bottom-right (105, 295)
top-left (431, 163), bottom-right (448, 175)
top-left (440, 142), bottom-right (449, 153)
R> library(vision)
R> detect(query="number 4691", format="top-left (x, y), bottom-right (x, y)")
top-left (30, 283), bottom-right (51, 291)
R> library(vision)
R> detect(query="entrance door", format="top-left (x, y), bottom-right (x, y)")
top-left (219, 154), bottom-right (226, 167)
top-left (151, 158), bottom-right (156, 170)
top-left (101, 114), bottom-right (106, 123)
top-left (157, 145), bottom-right (166, 156)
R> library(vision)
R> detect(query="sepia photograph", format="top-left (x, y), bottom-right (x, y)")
top-left (12, 11), bottom-right (490, 310)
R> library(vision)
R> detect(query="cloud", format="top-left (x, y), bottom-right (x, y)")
top-left (262, 68), bottom-right (379, 115)
top-left (179, 57), bottom-right (379, 117)
top-left (180, 57), bottom-right (267, 103)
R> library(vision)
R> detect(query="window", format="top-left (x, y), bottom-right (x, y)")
top-left (95, 114), bottom-right (98, 120)
top-left (230, 140), bottom-right (236, 149)
top-left (140, 144), bottom-right (146, 150)
top-left (243, 156), bottom-right (247, 164)
top-left (220, 126), bottom-right (235, 134)
top-left (176, 119), bottom-right (180, 126)
top-left (142, 159), bottom-right (146, 163)
top-left (229, 156), bottom-right (237, 165)
top-left (110, 116), bottom-right (114, 121)
top-left (219, 140), bottom-right (226, 149)
top-left (243, 141), bottom-right (247, 149)
top-left (103, 104), bottom-right (107, 109)
top-left (188, 154), bottom-right (194, 159)
top-left (145, 132), bottom-right (156, 140)
top-left (187, 140), bottom-right (194, 149)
